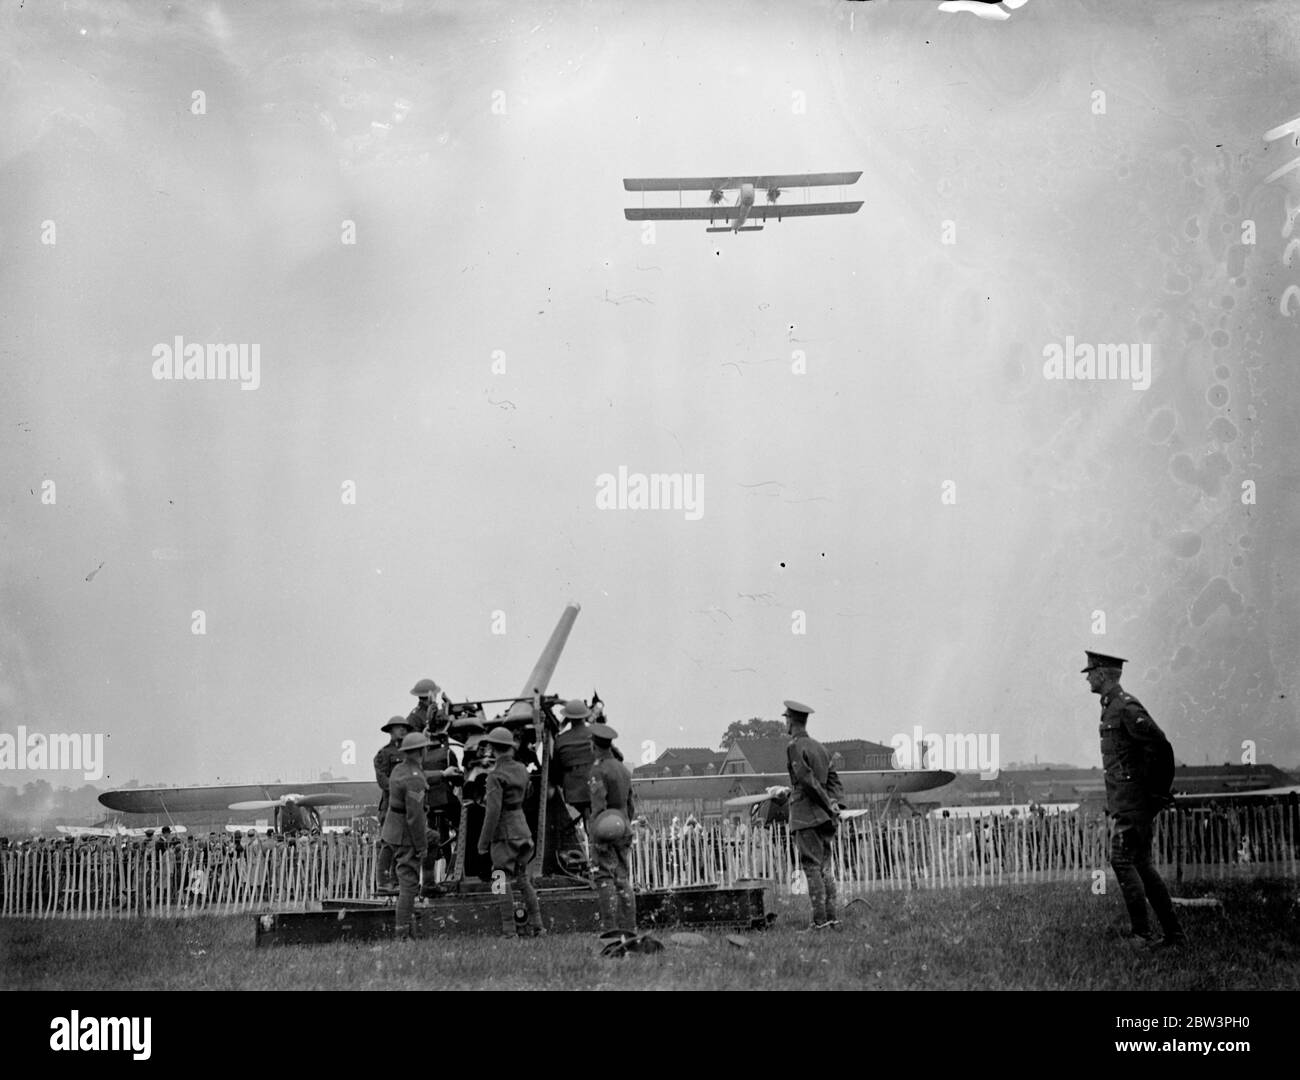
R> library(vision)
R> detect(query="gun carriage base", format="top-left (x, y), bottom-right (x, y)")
top-left (253, 880), bottom-right (777, 946)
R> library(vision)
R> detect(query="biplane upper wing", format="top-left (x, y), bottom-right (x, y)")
top-left (624, 201), bottom-right (863, 222)
top-left (624, 172), bottom-right (862, 191)
top-left (630, 769), bottom-right (954, 800)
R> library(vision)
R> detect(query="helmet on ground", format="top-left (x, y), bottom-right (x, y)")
top-left (591, 809), bottom-right (629, 842)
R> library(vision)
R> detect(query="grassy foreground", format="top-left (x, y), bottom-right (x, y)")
top-left (3, 879), bottom-right (1297, 991)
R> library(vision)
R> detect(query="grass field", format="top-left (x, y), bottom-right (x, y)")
top-left (3, 878), bottom-right (1297, 991)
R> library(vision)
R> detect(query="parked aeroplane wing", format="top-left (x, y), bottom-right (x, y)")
top-left (631, 769), bottom-right (955, 801)
top-left (99, 781), bottom-right (376, 815)
top-left (1175, 784), bottom-right (1300, 800)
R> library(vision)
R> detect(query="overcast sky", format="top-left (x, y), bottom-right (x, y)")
top-left (2, 0), bottom-right (1298, 790)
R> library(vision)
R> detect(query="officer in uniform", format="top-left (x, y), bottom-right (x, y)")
top-left (374, 716), bottom-right (411, 893)
top-left (1084, 651), bottom-right (1186, 949)
top-left (784, 700), bottom-right (844, 930)
top-left (553, 699), bottom-right (596, 824)
top-left (406, 677), bottom-right (444, 733)
top-left (476, 726), bottom-right (544, 936)
top-left (381, 731), bottom-right (430, 939)
top-left (587, 722), bottom-right (637, 934)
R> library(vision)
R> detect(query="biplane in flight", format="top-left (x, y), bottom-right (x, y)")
top-left (623, 171), bottom-right (863, 233)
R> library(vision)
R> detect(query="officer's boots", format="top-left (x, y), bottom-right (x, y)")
top-left (806, 870), bottom-right (827, 927)
top-left (823, 873), bottom-right (840, 927)
top-left (1141, 869), bottom-right (1187, 947)
top-left (376, 843), bottom-right (397, 894)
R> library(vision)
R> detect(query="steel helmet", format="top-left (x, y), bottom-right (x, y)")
top-left (381, 716), bottom-right (411, 733)
top-left (398, 732), bottom-right (431, 752)
top-left (410, 678), bottom-right (440, 697)
top-left (561, 699), bottom-right (591, 721)
top-left (482, 726), bottom-right (517, 749)
top-left (591, 809), bottom-right (629, 842)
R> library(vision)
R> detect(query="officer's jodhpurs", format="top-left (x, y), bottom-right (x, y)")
top-left (795, 820), bottom-right (838, 924)
top-left (1109, 811), bottom-right (1182, 938)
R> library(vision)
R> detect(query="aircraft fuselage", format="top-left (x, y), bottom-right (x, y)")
top-left (732, 182), bottom-right (755, 230)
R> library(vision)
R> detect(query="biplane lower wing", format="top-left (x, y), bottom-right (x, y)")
top-left (631, 769), bottom-right (954, 801)
top-left (624, 201), bottom-right (863, 222)
top-left (624, 172), bottom-right (862, 191)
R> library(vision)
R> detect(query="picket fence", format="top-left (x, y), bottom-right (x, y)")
top-left (3, 804), bottom-right (1295, 919)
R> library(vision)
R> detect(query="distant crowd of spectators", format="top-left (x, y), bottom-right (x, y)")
top-left (0, 827), bottom-right (382, 915)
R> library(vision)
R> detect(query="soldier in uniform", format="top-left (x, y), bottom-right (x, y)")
top-left (553, 699), bottom-right (596, 824)
top-left (476, 726), bottom-right (544, 936)
top-left (419, 711), bottom-right (461, 896)
top-left (374, 716), bottom-right (411, 894)
top-left (1083, 651), bottom-right (1187, 950)
top-left (784, 700), bottom-right (844, 930)
top-left (406, 677), bottom-right (444, 733)
top-left (587, 722), bottom-right (637, 934)
top-left (381, 731), bottom-right (430, 939)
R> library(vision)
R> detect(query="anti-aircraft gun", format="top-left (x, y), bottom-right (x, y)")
top-left (438, 601), bottom-right (586, 884)
top-left (254, 602), bottom-right (778, 945)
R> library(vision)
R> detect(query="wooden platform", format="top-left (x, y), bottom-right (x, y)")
top-left (254, 881), bottom-right (777, 946)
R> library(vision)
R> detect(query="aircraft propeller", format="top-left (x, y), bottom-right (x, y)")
top-left (723, 785), bottom-right (790, 808)
top-left (766, 186), bottom-right (782, 202)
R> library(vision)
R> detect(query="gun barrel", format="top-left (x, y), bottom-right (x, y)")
top-left (506, 602), bottom-right (581, 720)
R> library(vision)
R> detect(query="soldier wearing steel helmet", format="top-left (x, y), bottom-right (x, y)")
top-left (588, 722), bottom-right (637, 934)
top-left (419, 710), bottom-right (461, 897)
top-left (553, 699), bottom-right (597, 824)
top-left (381, 731), bottom-right (430, 939)
top-left (477, 726), bottom-right (544, 936)
top-left (784, 700), bottom-right (844, 931)
top-left (406, 677), bottom-right (445, 733)
top-left (1083, 651), bottom-right (1186, 950)
top-left (374, 715), bottom-right (412, 894)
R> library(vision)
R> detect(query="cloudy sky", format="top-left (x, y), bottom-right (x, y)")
top-left (2, 0), bottom-right (1297, 790)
